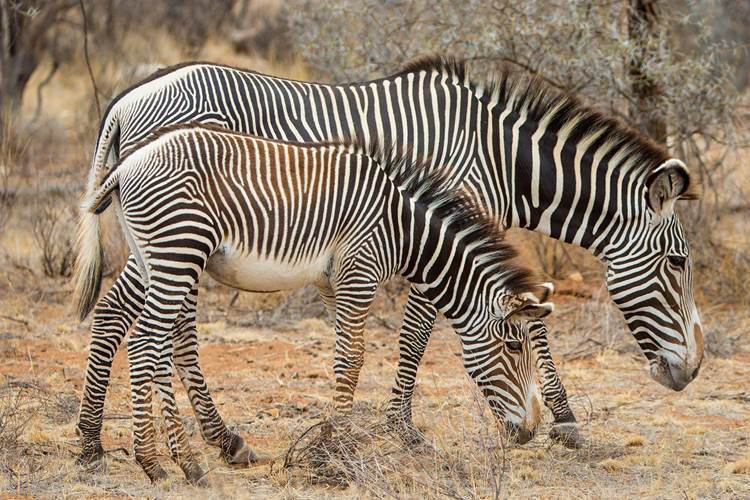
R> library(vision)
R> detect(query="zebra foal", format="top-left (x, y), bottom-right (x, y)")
top-left (75, 125), bottom-right (554, 484)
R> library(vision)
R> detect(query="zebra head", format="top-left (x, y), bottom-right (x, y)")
top-left (461, 288), bottom-right (554, 444)
top-left (606, 159), bottom-right (703, 391)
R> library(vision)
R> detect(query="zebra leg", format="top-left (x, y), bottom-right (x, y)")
top-left (172, 286), bottom-right (256, 465)
top-left (76, 256), bottom-right (144, 466)
top-left (386, 286), bottom-right (436, 446)
top-left (527, 320), bottom-right (581, 449)
top-left (318, 284), bottom-right (337, 324)
top-left (329, 280), bottom-right (376, 412)
top-left (152, 337), bottom-right (207, 486)
top-left (128, 259), bottom-right (206, 484)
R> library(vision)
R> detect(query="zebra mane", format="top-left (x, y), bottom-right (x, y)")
top-left (361, 140), bottom-right (536, 296)
top-left (396, 55), bottom-right (694, 192)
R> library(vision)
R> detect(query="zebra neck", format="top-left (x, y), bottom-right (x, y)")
top-left (392, 196), bottom-right (479, 319)
top-left (481, 105), bottom-right (650, 261)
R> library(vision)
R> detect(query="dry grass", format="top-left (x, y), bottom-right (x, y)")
top-left (0, 273), bottom-right (748, 498)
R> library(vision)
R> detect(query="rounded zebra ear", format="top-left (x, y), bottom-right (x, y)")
top-left (646, 159), bottom-right (695, 215)
top-left (503, 299), bottom-right (554, 322)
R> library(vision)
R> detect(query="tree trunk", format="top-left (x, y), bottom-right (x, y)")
top-left (627, 0), bottom-right (667, 145)
top-left (0, 0), bottom-right (75, 129)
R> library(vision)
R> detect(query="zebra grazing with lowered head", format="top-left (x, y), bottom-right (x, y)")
top-left (75, 124), bottom-right (555, 484)
top-left (74, 57), bottom-right (703, 464)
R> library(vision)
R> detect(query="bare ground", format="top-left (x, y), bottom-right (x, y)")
top-left (0, 268), bottom-right (748, 499)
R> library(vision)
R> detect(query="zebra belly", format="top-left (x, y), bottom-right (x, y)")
top-left (205, 245), bottom-right (332, 292)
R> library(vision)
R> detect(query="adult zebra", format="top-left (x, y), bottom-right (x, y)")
top-left (74, 57), bottom-right (702, 464)
top-left (76, 124), bottom-right (554, 483)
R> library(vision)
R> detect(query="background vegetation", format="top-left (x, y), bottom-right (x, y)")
top-left (0, 0), bottom-right (748, 497)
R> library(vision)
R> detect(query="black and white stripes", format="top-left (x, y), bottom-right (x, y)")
top-left (75, 125), bottom-right (552, 482)
top-left (73, 56), bottom-right (702, 470)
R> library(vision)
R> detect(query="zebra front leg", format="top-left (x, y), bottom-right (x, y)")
top-left (77, 256), bottom-right (144, 466)
top-left (330, 280), bottom-right (377, 413)
top-left (527, 320), bottom-right (581, 449)
top-left (172, 287), bottom-right (256, 466)
top-left (386, 286), bottom-right (436, 446)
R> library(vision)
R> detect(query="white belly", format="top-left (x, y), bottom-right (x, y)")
top-left (206, 244), bottom-right (331, 292)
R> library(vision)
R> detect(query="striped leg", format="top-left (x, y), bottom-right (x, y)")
top-left (172, 287), bottom-right (256, 465)
top-left (152, 336), bottom-right (207, 485)
top-left (527, 320), bottom-right (581, 448)
top-left (77, 256), bottom-right (144, 465)
top-left (129, 262), bottom-right (205, 484)
top-left (386, 287), bottom-right (436, 445)
top-left (330, 279), bottom-right (377, 412)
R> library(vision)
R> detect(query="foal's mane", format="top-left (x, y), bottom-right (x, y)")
top-left (361, 140), bottom-right (535, 295)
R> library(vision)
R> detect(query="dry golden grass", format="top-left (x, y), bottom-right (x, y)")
top-left (0, 267), bottom-right (748, 498)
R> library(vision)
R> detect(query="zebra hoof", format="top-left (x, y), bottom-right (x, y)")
top-left (221, 433), bottom-right (257, 466)
top-left (182, 462), bottom-right (209, 487)
top-left (386, 416), bottom-right (430, 449)
top-left (76, 442), bottom-right (105, 466)
top-left (549, 422), bottom-right (582, 449)
top-left (145, 464), bottom-right (169, 483)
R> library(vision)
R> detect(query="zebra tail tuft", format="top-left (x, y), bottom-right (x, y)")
top-left (73, 166), bottom-right (121, 320)
top-left (73, 209), bottom-right (104, 321)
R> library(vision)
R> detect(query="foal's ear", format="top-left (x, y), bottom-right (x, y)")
top-left (504, 299), bottom-right (554, 322)
top-left (646, 159), bottom-right (696, 216)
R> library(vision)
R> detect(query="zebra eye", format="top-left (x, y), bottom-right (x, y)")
top-left (667, 255), bottom-right (687, 269)
top-left (505, 340), bottom-right (523, 353)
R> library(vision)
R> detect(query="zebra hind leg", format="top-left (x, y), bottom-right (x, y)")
top-left (76, 257), bottom-right (144, 466)
top-left (153, 342), bottom-right (208, 486)
top-left (172, 288), bottom-right (256, 465)
top-left (386, 287), bottom-right (436, 448)
top-left (127, 251), bottom-right (209, 484)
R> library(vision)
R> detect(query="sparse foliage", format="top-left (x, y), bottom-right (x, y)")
top-left (31, 200), bottom-right (75, 277)
top-left (0, 1), bottom-right (78, 131)
top-left (285, 0), bottom-right (748, 298)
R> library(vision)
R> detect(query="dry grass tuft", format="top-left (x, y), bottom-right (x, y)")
top-left (624, 435), bottom-right (646, 447)
top-left (0, 379), bottom-right (79, 492)
top-left (282, 402), bottom-right (510, 498)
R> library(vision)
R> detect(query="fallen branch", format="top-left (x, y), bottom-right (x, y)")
top-left (0, 315), bottom-right (28, 326)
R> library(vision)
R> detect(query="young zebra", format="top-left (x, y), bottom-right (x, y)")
top-left (75, 124), bottom-right (554, 484)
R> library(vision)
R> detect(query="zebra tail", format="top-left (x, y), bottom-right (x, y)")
top-left (74, 107), bottom-right (122, 320)
top-left (73, 168), bottom-right (122, 321)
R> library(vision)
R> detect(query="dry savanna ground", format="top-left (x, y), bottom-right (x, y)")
top-left (0, 29), bottom-right (749, 499)
top-left (0, 260), bottom-right (748, 498)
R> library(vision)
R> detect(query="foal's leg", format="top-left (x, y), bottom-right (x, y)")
top-left (330, 278), bottom-right (377, 412)
top-left (386, 287), bottom-right (436, 444)
top-left (128, 249), bottom-right (210, 483)
top-left (152, 335), bottom-right (207, 485)
top-left (77, 256), bottom-right (144, 465)
top-left (172, 286), bottom-right (256, 465)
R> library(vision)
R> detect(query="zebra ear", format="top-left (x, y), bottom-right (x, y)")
top-left (504, 299), bottom-right (554, 322)
top-left (646, 159), bottom-right (693, 215)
